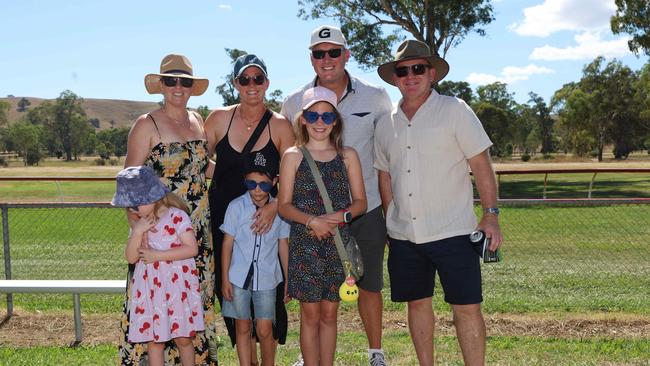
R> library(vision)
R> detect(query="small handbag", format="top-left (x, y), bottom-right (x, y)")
top-left (299, 147), bottom-right (365, 282)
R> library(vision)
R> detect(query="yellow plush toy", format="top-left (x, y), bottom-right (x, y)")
top-left (339, 276), bottom-right (359, 302)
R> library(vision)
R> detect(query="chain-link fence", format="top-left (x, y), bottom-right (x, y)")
top-left (2, 199), bottom-right (649, 315)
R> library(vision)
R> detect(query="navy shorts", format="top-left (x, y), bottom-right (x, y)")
top-left (387, 235), bottom-right (483, 304)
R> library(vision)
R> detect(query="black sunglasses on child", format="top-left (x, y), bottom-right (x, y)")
top-left (311, 48), bottom-right (343, 60)
top-left (244, 179), bottom-right (274, 193)
top-left (161, 76), bottom-right (194, 88)
top-left (302, 110), bottom-right (337, 125)
top-left (394, 64), bottom-right (430, 78)
top-left (237, 74), bottom-right (266, 86)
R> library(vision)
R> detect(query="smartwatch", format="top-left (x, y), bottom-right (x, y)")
top-left (342, 209), bottom-right (352, 223)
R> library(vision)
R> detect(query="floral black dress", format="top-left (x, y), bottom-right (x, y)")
top-left (118, 139), bottom-right (218, 365)
top-left (288, 154), bottom-right (350, 302)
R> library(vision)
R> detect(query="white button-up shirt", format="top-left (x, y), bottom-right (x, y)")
top-left (220, 193), bottom-right (290, 291)
top-left (374, 90), bottom-right (492, 244)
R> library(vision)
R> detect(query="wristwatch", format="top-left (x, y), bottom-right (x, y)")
top-left (342, 209), bottom-right (352, 223)
top-left (483, 207), bottom-right (500, 216)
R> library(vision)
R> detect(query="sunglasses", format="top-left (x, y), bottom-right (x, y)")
top-left (128, 206), bottom-right (139, 212)
top-left (237, 74), bottom-right (266, 86)
top-left (311, 48), bottom-right (343, 60)
top-left (244, 179), bottom-right (274, 193)
top-left (394, 64), bottom-right (430, 78)
top-left (302, 110), bottom-right (337, 125)
top-left (161, 76), bottom-right (194, 88)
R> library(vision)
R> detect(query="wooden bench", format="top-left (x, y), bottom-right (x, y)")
top-left (0, 279), bottom-right (125, 345)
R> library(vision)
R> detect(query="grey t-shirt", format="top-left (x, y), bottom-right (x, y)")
top-left (281, 73), bottom-right (393, 212)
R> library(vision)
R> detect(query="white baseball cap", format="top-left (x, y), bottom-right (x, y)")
top-left (309, 25), bottom-right (347, 49)
top-left (301, 86), bottom-right (338, 110)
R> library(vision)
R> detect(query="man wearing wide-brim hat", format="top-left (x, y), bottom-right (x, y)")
top-left (374, 39), bottom-right (503, 365)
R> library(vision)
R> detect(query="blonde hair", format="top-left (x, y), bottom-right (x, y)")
top-left (293, 106), bottom-right (344, 152)
top-left (153, 192), bottom-right (190, 219)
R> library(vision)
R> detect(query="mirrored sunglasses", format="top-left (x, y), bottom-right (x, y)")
top-left (302, 110), bottom-right (337, 125)
top-left (237, 74), bottom-right (266, 86)
top-left (394, 64), bottom-right (430, 78)
top-left (311, 48), bottom-right (343, 60)
top-left (244, 179), bottom-right (273, 192)
top-left (161, 76), bottom-right (194, 88)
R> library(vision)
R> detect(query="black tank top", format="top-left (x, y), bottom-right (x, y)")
top-left (208, 107), bottom-right (279, 238)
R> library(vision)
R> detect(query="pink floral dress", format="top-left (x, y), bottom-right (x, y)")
top-left (128, 207), bottom-right (205, 343)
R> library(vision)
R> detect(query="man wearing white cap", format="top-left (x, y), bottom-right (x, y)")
top-left (281, 25), bottom-right (392, 366)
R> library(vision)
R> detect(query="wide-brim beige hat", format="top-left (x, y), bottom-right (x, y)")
top-left (144, 54), bottom-right (209, 96)
top-left (377, 40), bottom-right (449, 86)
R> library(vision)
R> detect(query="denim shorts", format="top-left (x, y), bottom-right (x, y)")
top-left (221, 284), bottom-right (276, 321)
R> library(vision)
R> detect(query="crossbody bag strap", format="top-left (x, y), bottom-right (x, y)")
top-left (241, 109), bottom-right (272, 156)
top-left (299, 146), bottom-right (351, 271)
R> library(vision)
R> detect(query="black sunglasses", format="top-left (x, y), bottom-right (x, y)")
top-left (161, 76), bottom-right (194, 88)
top-left (394, 64), bottom-right (430, 78)
top-left (244, 179), bottom-right (274, 193)
top-left (237, 74), bottom-right (266, 86)
top-left (302, 110), bottom-right (337, 125)
top-left (311, 48), bottom-right (343, 60)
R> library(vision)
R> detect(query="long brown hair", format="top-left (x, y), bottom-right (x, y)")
top-left (293, 103), bottom-right (344, 152)
top-left (153, 192), bottom-right (190, 219)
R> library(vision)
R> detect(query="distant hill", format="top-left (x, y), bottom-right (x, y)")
top-left (1, 96), bottom-right (161, 130)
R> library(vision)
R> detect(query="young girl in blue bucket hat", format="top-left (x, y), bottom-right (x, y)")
top-left (112, 165), bottom-right (204, 366)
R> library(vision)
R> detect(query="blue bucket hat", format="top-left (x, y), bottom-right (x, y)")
top-left (111, 166), bottom-right (170, 208)
top-left (233, 54), bottom-right (268, 78)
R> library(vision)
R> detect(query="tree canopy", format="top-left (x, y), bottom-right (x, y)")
top-left (611, 0), bottom-right (650, 56)
top-left (298, 0), bottom-right (494, 69)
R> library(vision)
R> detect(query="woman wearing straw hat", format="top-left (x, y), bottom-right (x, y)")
top-left (204, 54), bottom-right (294, 363)
top-left (120, 54), bottom-right (218, 365)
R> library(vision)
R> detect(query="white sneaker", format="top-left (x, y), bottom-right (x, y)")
top-left (291, 356), bottom-right (304, 366)
top-left (369, 352), bottom-right (387, 366)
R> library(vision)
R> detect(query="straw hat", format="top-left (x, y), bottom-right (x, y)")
top-left (377, 40), bottom-right (449, 86)
top-left (144, 54), bottom-right (209, 96)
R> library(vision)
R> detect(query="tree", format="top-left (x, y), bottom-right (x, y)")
top-left (7, 120), bottom-right (43, 166)
top-left (552, 57), bottom-right (641, 161)
top-left (528, 92), bottom-right (554, 154)
top-left (611, 0), bottom-right (650, 56)
top-left (47, 90), bottom-right (92, 161)
top-left (473, 82), bottom-right (518, 156)
top-left (0, 100), bottom-right (9, 127)
top-left (196, 105), bottom-right (211, 120)
top-left (298, 0), bottom-right (494, 69)
top-left (97, 126), bottom-right (130, 158)
top-left (17, 97), bottom-right (31, 112)
top-left (215, 48), bottom-right (286, 110)
top-left (215, 48), bottom-right (248, 106)
top-left (436, 80), bottom-right (474, 104)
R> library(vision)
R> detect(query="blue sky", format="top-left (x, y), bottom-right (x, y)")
top-left (1, 0), bottom-right (647, 109)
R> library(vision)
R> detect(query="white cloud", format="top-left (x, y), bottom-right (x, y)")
top-left (218, 4), bottom-right (232, 10)
top-left (530, 31), bottom-right (631, 60)
top-left (466, 64), bottom-right (555, 85)
top-left (509, 0), bottom-right (616, 37)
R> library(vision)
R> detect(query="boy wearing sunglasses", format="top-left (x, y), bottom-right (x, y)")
top-left (281, 25), bottom-right (393, 366)
top-left (374, 40), bottom-right (503, 366)
top-left (219, 151), bottom-right (290, 366)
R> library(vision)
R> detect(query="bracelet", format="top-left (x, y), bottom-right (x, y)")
top-left (305, 216), bottom-right (315, 229)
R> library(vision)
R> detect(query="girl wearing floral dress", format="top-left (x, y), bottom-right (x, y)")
top-left (278, 87), bottom-right (367, 365)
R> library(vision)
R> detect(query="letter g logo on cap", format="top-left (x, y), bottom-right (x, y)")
top-left (319, 28), bottom-right (331, 39)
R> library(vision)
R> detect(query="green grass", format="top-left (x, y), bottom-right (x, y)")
top-left (2, 204), bottom-right (649, 314)
top-left (2, 334), bottom-right (649, 365)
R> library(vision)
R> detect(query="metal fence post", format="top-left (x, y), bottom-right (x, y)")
top-left (2, 205), bottom-right (12, 318)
